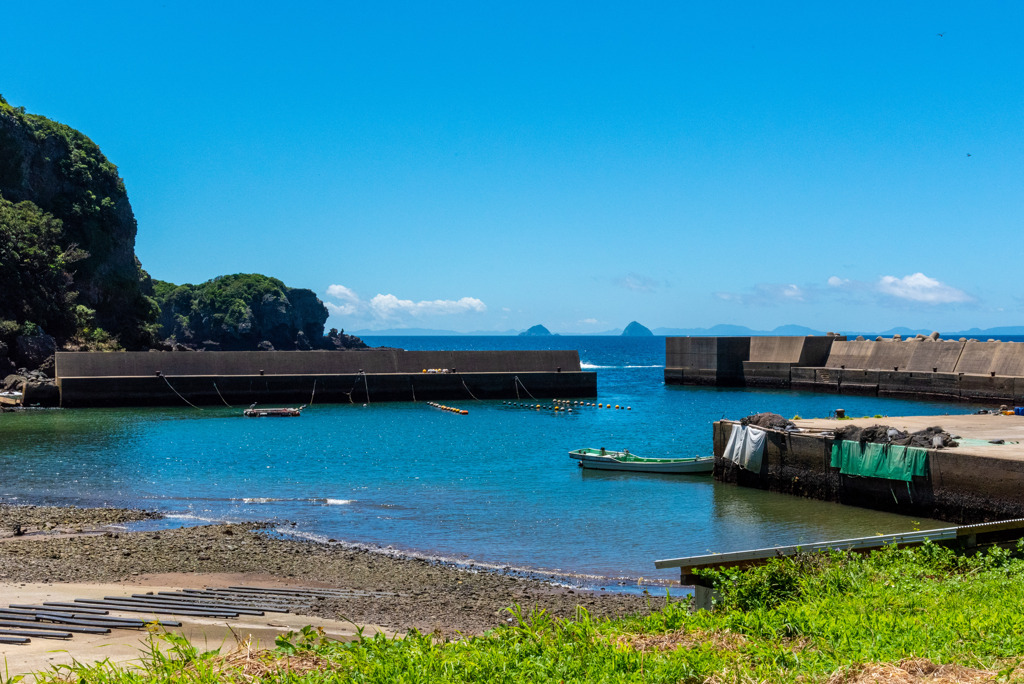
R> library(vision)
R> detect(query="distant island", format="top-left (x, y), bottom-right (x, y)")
top-left (621, 321), bottom-right (653, 336)
top-left (519, 324), bottom-right (554, 337)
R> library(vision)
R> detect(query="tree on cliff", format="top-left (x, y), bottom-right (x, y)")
top-left (0, 94), bottom-right (158, 348)
top-left (153, 273), bottom-right (367, 351)
top-left (0, 196), bottom-right (82, 338)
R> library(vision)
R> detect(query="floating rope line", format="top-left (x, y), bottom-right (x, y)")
top-left (308, 378), bottom-right (317, 407)
top-left (162, 375), bottom-right (202, 410)
top-left (514, 375), bottom-right (536, 400)
top-left (428, 401), bottom-right (468, 415)
top-left (461, 377), bottom-right (480, 401)
top-left (212, 381), bottom-right (233, 408)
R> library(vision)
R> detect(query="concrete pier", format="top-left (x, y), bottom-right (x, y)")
top-left (714, 414), bottom-right (1024, 524)
top-left (667, 335), bottom-right (1024, 404)
top-left (54, 350), bottom-right (596, 408)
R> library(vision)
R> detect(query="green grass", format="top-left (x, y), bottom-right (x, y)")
top-left (23, 542), bottom-right (1024, 683)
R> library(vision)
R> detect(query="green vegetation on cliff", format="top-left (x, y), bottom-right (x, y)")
top-left (0, 94), bottom-right (157, 349)
top-left (153, 273), bottom-right (365, 350)
top-left (0, 196), bottom-right (80, 337)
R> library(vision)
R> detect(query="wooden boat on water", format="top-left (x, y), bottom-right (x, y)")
top-left (243, 404), bottom-right (304, 417)
top-left (569, 448), bottom-right (714, 474)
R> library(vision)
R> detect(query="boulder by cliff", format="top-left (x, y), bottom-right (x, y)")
top-left (153, 274), bottom-right (367, 351)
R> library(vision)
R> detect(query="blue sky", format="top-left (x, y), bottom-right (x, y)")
top-left (3, 2), bottom-right (1022, 333)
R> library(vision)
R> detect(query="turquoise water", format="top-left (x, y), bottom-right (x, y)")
top-left (0, 336), bottom-right (976, 588)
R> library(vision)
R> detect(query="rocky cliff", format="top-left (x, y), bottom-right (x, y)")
top-left (154, 274), bottom-right (367, 351)
top-left (0, 95), bottom-right (157, 348)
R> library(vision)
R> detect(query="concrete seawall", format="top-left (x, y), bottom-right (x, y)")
top-left (713, 415), bottom-right (1024, 524)
top-left (54, 350), bottom-right (596, 408)
top-left (666, 336), bottom-right (1024, 404)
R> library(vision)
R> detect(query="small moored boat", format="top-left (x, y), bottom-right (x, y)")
top-left (243, 404), bottom-right (304, 417)
top-left (569, 448), bottom-right (713, 474)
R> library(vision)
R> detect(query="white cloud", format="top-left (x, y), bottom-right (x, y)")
top-left (782, 284), bottom-right (803, 300)
top-left (580, 318), bottom-right (599, 325)
top-left (326, 284), bottom-right (359, 303)
top-left (324, 285), bottom-right (487, 323)
top-left (714, 283), bottom-right (810, 306)
top-left (877, 273), bottom-right (972, 304)
top-left (369, 293), bottom-right (486, 319)
top-left (827, 276), bottom-right (850, 288)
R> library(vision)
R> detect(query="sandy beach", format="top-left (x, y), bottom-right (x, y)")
top-left (0, 503), bottom-right (667, 673)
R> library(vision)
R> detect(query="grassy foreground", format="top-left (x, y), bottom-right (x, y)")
top-left (13, 542), bottom-right (1024, 683)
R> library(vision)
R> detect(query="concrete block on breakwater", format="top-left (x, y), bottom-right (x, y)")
top-left (54, 350), bottom-right (596, 408)
top-left (713, 414), bottom-right (1024, 524)
top-left (666, 335), bottom-right (1024, 404)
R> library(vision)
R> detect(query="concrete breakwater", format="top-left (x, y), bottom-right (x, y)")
top-left (54, 350), bottom-right (596, 408)
top-left (713, 415), bottom-right (1024, 524)
top-left (666, 335), bottom-right (1024, 404)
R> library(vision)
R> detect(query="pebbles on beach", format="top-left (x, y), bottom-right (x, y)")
top-left (0, 505), bottom-right (668, 637)
top-left (0, 503), bottom-right (160, 537)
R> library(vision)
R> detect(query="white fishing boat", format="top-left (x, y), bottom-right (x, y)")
top-left (568, 448), bottom-right (714, 474)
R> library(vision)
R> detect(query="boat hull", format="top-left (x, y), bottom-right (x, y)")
top-left (569, 449), bottom-right (713, 474)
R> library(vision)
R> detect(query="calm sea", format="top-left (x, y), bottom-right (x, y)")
top-left (0, 336), bottom-right (984, 589)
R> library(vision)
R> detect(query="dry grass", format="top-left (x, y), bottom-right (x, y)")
top-left (189, 638), bottom-right (344, 682)
top-left (615, 627), bottom-right (748, 652)
top-left (827, 658), bottom-right (1003, 684)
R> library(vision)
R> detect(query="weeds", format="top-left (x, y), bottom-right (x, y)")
top-left (25, 543), bottom-right (1024, 683)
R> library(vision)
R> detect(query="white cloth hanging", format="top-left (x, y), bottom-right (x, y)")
top-left (722, 424), bottom-right (766, 472)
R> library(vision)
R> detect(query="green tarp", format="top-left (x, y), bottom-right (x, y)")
top-left (830, 440), bottom-right (929, 481)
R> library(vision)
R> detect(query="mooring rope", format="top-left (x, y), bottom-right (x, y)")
top-left (163, 375), bottom-right (202, 410)
top-left (410, 381), bottom-right (416, 402)
top-left (363, 372), bottom-right (371, 404)
top-left (308, 378), bottom-right (317, 407)
top-left (514, 375), bottom-right (536, 400)
top-left (341, 375), bottom-right (363, 404)
top-left (461, 377), bottom-right (480, 401)
top-left (212, 381), bottom-right (232, 408)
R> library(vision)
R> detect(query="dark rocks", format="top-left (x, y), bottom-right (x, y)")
top-left (13, 333), bottom-right (55, 370)
top-left (22, 379), bottom-right (59, 406)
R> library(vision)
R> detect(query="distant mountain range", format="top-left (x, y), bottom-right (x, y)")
top-left (353, 324), bottom-right (1024, 338)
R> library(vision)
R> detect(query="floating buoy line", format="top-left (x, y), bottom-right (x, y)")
top-left (428, 401), bottom-right (468, 415)
top-left (500, 399), bottom-right (632, 412)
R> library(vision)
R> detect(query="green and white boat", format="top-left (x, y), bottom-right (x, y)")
top-left (568, 448), bottom-right (714, 474)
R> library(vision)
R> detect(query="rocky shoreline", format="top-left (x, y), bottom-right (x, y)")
top-left (0, 504), bottom-right (668, 637)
